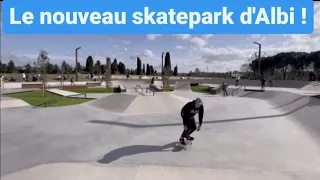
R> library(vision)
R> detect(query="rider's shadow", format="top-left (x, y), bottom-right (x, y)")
top-left (97, 141), bottom-right (185, 164)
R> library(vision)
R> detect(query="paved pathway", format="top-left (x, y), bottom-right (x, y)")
top-left (46, 88), bottom-right (83, 97)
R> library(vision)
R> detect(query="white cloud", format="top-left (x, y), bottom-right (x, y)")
top-left (141, 49), bottom-right (154, 58)
top-left (201, 34), bottom-right (213, 40)
top-left (146, 34), bottom-right (162, 40)
top-left (248, 34), bottom-right (267, 43)
top-left (113, 45), bottom-right (119, 48)
top-left (130, 49), bottom-right (155, 60)
top-left (176, 45), bottom-right (183, 49)
top-left (199, 46), bottom-right (252, 63)
top-left (122, 40), bottom-right (131, 44)
top-left (124, 48), bottom-right (128, 51)
top-left (173, 34), bottom-right (191, 40)
top-left (190, 37), bottom-right (207, 48)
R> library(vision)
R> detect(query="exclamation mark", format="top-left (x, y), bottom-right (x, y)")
top-left (301, 8), bottom-right (306, 24)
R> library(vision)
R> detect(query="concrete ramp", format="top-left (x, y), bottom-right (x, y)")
top-left (89, 94), bottom-right (137, 113)
top-left (46, 88), bottom-right (82, 97)
top-left (111, 80), bottom-right (149, 89)
top-left (2, 87), bottom-right (320, 179)
top-left (123, 93), bottom-right (191, 115)
top-left (301, 81), bottom-right (320, 91)
top-left (235, 90), bottom-right (320, 146)
top-left (3, 163), bottom-right (317, 180)
top-left (87, 92), bottom-right (191, 115)
top-left (0, 99), bottom-right (30, 108)
top-left (153, 81), bottom-right (163, 87)
top-left (150, 81), bottom-right (163, 92)
top-left (174, 81), bottom-right (191, 91)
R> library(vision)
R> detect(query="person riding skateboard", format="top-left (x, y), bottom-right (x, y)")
top-left (179, 98), bottom-right (204, 145)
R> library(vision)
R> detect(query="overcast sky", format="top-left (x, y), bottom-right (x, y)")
top-left (1, 3), bottom-right (319, 73)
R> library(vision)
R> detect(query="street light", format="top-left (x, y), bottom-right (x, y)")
top-left (253, 42), bottom-right (261, 78)
top-left (75, 47), bottom-right (81, 81)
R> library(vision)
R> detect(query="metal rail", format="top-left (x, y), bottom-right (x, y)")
top-left (34, 93), bottom-right (86, 108)
top-left (146, 87), bottom-right (155, 96)
top-left (232, 85), bottom-right (244, 96)
top-left (136, 85), bottom-right (144, 93)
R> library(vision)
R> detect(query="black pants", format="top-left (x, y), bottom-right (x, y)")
top-left (180, 116), bottom-right (196, 138)
top-left (223, 89), bottom-right (228, 96)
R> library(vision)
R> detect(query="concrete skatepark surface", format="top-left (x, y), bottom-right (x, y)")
top-left (1, 89), bottom-right (34, 109)
top-left (1, 81), bottom-right (320, 179)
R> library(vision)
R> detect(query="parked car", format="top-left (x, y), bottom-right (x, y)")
top-left (139, 76), bottom-right (148, 79)
top-left (92, 75), bottom-right (102, 81)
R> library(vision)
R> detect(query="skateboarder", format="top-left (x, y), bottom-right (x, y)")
top-left (179, 98), bottom-right (204, 145)
top-left (261, 77), bottom-right (266, 90)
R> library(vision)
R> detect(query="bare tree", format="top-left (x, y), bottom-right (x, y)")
top-left (240, 63), bottom-right (251, 73)
top-left (36, 50), bottom-right (50, 97)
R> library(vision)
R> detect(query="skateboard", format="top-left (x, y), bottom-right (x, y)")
top-left (177, 140), bottom-right (193, 150)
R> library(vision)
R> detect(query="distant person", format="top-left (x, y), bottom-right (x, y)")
top-left (0, 74), bottom-right (4, 88)
top-left (22, 73), bottom-right (26, 82)
top-left (235, 76), bottom-right (240, 86)
top-left (309, 72), bottom-right (315, 81)
top-left (9, 77), bottom-right (15, 82)
top-left (32, 75), bottom-right (37, 82)
top-left (221, 82), bottom-right (228, 96)
top-left (179, 98), bottom-right (204, 145)
top-left (70, 77), bottom-right (75, 85)
top-left (150, 77), bottom-right (155, 85)
top-left (261, 77), bottom-right (266, 90)
top-left (26, 74), bottom-right (29, 82)
top-left (268, 78), bottom-right (273, 87)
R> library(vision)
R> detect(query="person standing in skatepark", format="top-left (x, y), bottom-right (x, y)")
top-left (179, 98), bottom-right (204, 145)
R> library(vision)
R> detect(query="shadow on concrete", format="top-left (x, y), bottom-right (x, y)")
top-left (239, 91), bottom-right (257, 97)
top-left (244, 89), bottom-right (265, 92)
top-left (97, 141), bottom-right (185, 164)
top-left (271, 96), bottom-right (306, 109)
top-left (88, 100), bottom-right (310, 129)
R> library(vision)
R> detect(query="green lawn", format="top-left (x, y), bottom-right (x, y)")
top-left (163, 86), bottom-right (174, 91)
top-left (65, 86), bottom-right (210, 94)
top-left (69, 87), bottom-right (120, 93)
top-left (191, 85), bottom-right (210, 93)
top-left (5, 91), bottom-right (91, 107)
top-left (162, 85), bottom-right (210, 93)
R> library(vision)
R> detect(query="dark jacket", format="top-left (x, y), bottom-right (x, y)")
top-left (181, 100), bottom-right (204, 125)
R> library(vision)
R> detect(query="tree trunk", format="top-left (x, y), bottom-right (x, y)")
top-left (42, 73), bottom-right (46, 97)
top-left (282, 66), bottom-right (287, 80)
top-left (42, 82), bottom-right (45, 97)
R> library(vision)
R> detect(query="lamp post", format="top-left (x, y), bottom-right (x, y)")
top-left (253, 42), bottom-right (261, 78)
top-left (75, 47), bottom-right (81, 81)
